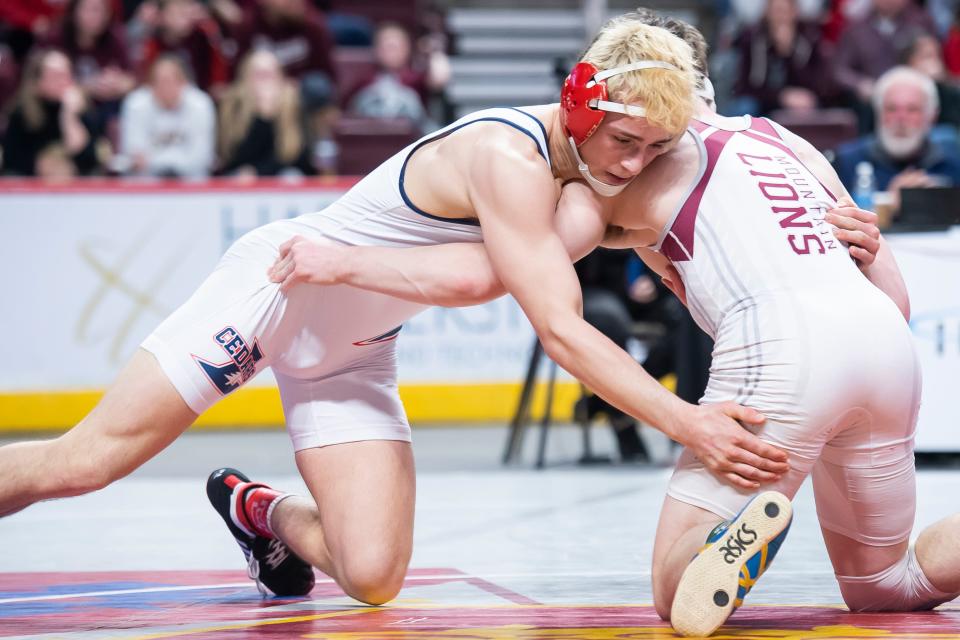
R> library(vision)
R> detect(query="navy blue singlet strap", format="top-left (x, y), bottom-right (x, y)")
top-left (398, 114), bottom-right (550, 226)
top-left (508, 108), bottom-right (550, 164)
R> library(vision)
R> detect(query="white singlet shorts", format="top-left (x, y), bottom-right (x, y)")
top-left (141, 222), bottom-right (426, 451)
top-left (666, 286), bottom-right (920, 547)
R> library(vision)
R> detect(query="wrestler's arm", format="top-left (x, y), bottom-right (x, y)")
top-left (468, 133), bottom-right (787, 489)
top-left (778, 127), bottom-right (911, 321)
top-left (268, 180), bottom-right (609, 307)
top-left (331, 242), bottom-right (504, 307)
top-left (634, 246), bottom-right (688, 306)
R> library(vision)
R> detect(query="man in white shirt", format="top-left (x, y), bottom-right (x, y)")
top-left (119, 54), bottom-right (215, 178)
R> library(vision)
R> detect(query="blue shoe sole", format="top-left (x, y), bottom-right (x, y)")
top-left (670, 491), bottom-right (793, 637)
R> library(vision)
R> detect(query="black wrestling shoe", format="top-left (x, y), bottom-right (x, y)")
top-left (206, 467), bottom-right (315, 596)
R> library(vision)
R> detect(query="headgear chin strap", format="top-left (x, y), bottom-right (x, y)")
top-left (567, 137), bottom-right (631, 197)
top-left (560, 60), bottom-right (681, 197)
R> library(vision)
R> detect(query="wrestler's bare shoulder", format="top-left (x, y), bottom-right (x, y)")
top-left (438, 120), bottom-right (548, 165)
top-left (403, 118), bottom-right (554, 221)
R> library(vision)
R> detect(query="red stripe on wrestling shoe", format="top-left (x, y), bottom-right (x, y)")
top-left (229, 480), bottom-right (258, 537)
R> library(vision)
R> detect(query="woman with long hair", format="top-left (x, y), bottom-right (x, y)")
top-left (217, 49), bottom-right (313, 177)
top-left (140, 0), bottom-right (229, 96)
top-left (42, 0), bottom-right (136, 120)
top-left (1, 48), bottom-right (102, 176)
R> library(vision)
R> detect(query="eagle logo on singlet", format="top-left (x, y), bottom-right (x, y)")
top-left (192, 326), bottom-right (264, 395)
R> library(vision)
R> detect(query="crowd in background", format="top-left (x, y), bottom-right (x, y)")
top-left (3, 0), bottom-right (960, 191)
top-left (2, 0), bottom-right (960, 209)
top-left (0, 0), bottom-right (451, 180)
top-left (712, 0), bottom-right (960, 222)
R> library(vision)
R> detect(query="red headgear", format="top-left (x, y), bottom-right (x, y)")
top-left (560, 60), bottom-right (681, 147)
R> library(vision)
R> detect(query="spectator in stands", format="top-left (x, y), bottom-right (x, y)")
top-left (943, 5), bottom-right (960, 78)
top-left (122, 0), bottom-right (160, 70)
top-left (0, 44), bottom-right (19, 113)
top-left (232, 0), bottom-right (337, 102)
top-left (1, 49), bottom-right (103, 177)
top-left (204, 0), bottom-right (250, 30)
top-left (833, 0), bottom-right (937, 127)
top-left (348, 23), bottom-right (449, 131)
top-left (230, 0), bottom-right (339, 171)
top-left (822, 0), bottom-right (873, 43)
top-left (139, 0), bottom-right (229, 96)
top-left (346, 22), bottom-right (449, 132)
top-left (42, 0), bottom-right (136, 125)
top-left (730, 0), bottom-right (834, 116)
top-left (724, 0), bottom-right (825, 29)
top-left (217, 49), bottom-right (312, 177)
top-left (834, 66), bottom-right (960, 215)
top-left (0, 0), bottom-right (67, 62)
top-left (118, 54), bottom-right (215, 177)
top-left (900, 30), bottom-right (960, 129)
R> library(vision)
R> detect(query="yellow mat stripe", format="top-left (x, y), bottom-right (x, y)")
top-left (129, 608), bottom-right (378, 640)
top-left (0, 382), bottom-right (586, 431)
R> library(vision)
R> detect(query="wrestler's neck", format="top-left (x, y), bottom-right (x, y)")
top-left (546, 105), bottom-right (583, 182)
top-left (690, 97), bottom-right (744, 128)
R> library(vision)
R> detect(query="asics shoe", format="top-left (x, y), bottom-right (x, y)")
top-left (670, 490), bottom-right (793, 637)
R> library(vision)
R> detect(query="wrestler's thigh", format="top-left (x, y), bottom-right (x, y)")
top-left (54, 348), bottom-right (197, 483)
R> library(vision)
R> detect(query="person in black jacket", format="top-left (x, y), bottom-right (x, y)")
top-left (575, 248), bottom-right (690, 462)
top-left (730, 0), bottom-right (835, 116)
top-left (2, 48), bottom-right (102, 177)
top-left (900, 30), bottom-right (960, 131)
top-left (216, 49), bottom-right (313, 177)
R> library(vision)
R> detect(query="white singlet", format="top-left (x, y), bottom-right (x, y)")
top-left (142, 107), bottom-right (550, 450)
top-left (661, 117), bottom-right (920, 547)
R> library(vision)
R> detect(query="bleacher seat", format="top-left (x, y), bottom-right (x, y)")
top-left (334, 116), bottom-right (421, 175)
top-left (328, 0), bottom-right (421, 35)
top-left (332, 47), bottom-right (378, 108)
top-left (768, 108), bottom-right (859, 154)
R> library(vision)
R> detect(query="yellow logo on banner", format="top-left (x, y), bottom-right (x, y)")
top-left (75, 228), bottom-right (189, 363)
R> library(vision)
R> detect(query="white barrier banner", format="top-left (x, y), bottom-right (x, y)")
top-left (1, 185), bottom-right (956, 448)
top-left (887, 229), bottom-right (960, 451)
top-left (0, 184), bottom-right (535, 391)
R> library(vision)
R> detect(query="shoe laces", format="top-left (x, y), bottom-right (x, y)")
top-left (246, 538), bottom-right (292, 597)
top-left (246, 550), bottom-right (269, 597)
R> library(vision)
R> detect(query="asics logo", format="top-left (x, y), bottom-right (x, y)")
top-left (717, 523), bottom-right (758, 564)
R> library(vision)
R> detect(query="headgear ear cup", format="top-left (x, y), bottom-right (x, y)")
top-left (560, 60), bottom-right (682, 147)
top-left (560, 62), bottom-right (608, 146)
